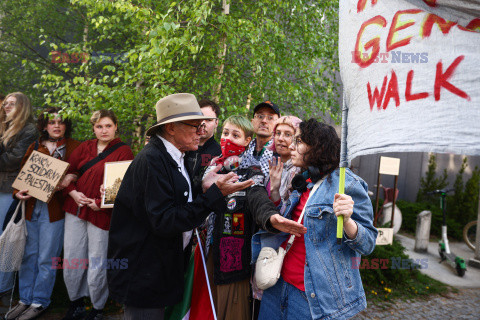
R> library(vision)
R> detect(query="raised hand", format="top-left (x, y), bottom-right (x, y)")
top-left (269, 157), bottom-right (283, 202)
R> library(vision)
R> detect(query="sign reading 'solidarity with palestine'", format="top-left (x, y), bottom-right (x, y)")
top-left (339, 0), bottom-right (480, 162)
top-left (12, 151), bottom-right (70, 203)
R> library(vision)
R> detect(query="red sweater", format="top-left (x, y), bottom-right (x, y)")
top-left (63, 138), bottom-right (134, 230)
top-left (281, 188), bottom-right (310, 291)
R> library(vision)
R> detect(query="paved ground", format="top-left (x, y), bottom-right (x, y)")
top-left (353, 288), bottom-right (480, 320)
top-left (396, 234), bottom-right (480, 288)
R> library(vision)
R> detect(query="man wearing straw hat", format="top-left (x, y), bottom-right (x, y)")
top-left (107, 94), bottom-right (306, 319)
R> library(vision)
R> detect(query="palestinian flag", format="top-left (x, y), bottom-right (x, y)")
top-left (165, 231), bottom-right (216, 320)
top-left (189, 244), bottom-right (215, 320)
top-left (164, 251), bottom-right (194, 320)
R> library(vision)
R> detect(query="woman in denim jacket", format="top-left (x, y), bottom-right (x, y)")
top-left (252, 119), bottom-right (377, 320)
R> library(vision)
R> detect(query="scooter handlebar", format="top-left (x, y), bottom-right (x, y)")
top-left (425, 188), bottom-right (454, 195)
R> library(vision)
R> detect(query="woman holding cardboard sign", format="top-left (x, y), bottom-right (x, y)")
top-left (6, 108), bottom-right (81, 320)
top-left (0, 92), bottom-right (38, 297)
top-left (62, 110), bottom-right (133, 320)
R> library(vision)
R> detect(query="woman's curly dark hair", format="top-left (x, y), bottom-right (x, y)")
top-left (299, 118), bottom-right (340, 176)
top-left (37, 107), bottom-right (73, 141)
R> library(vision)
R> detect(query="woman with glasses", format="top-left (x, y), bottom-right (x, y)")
top-left (0, 92), bottom-right (38, 296)
top-left (268, 116), bottom-right (302, 211)
top-left (6, 108), bottom-right (81, 320)
top-left (252, 119), bottom-right (377, 320)
top-left (62, 110), bottom-right (133, 320)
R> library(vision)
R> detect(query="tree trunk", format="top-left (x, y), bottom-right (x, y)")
top-left (212, 0), bottom-right (230, 103)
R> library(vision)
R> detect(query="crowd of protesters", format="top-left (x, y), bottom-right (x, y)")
top-left (0, 91), bottom-right (377, 320)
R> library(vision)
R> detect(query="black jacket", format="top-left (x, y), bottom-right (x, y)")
top-left (107, 135), bottom-right (226, 308)
top-left (186, 136), bottom-right (221, 196)
top-left (0, 122), bottom-right (38, 193)
top-left (212, 166), bottom-right (279, 285)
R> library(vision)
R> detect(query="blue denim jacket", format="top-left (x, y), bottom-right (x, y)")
top-left (252, 168), bottom-right (377, 320)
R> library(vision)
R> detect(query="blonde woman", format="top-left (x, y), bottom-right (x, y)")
top-left (62, 110), bottom-right (133, 320)
top-left (0, 92), bottom-right (38, 296)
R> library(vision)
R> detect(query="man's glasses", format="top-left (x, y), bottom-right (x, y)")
top-left (254, 114), bottom-right (276, 122)
top-left (180, 121), bottom-right (206, 133)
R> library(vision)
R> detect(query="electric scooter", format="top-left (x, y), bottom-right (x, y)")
top-left (427, 189), bottom-right (467, 277)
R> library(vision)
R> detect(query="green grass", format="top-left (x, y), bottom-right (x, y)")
top-left (360, 238), bottom-right (454, 306)
top-left (363, 269), bottom-right (454, 306)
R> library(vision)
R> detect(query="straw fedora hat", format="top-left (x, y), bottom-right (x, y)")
top-left (146, 93), bottom-right (216, 136)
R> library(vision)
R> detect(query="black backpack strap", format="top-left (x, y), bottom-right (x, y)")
top-left (78, 142), bottom-right (126, 176)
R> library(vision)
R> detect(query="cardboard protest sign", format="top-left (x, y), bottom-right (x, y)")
top-left (12, 151), bottom-right (70, 203)
top-left (101, 160), bottom-right (132, 208)
top-left (339, 0), bottom-right (480, 163)
top-left (376, 228), bottom-right (394, 245)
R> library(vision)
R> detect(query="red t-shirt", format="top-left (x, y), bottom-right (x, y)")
top-left (63, 138), bottom-right (134, 230)
top-left (281, 188), bottom-right (310, 291)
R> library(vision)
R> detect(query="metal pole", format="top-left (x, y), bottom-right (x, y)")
top-left (474, 205), bottom-right (480, 259)
top-left (195, 229), bottom-right (218, 320)
top-left (337, 95), bottom-right (349, 244)
top-left (468, 190), bottom-right (480, 269)
top-left (374, 163), bottom-right (381, 227)
top-left (390, 175), bottom-right (398, 229)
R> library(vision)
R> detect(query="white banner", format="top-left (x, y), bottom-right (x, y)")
top-left (339, 0), bottom-right (480, 163)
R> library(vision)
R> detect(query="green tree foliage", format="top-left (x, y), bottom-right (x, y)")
top-left (416, 154), bottom-right (448, 202)
top-left (1, 0), bottom-right (340, 152)
top-left (0, 0), bottom-right (85, 107)
top-left (462, 166), bottom-right (480, 224)
top-left (448, 159), bottom-right (480, 227)
top-left (410, 156), bottom-right (479, 239)
top-left (396, 199), bottom-right (463, 240)
top-left (442, 158), bottom-right (480, 227)
top-left (448, 157), bottom-right (467, 221)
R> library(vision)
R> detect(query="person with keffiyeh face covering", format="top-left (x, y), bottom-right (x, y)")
top-left (7, 108), bottom-right (81, 320)
top-left (201, 115), bottom-right (305, 320)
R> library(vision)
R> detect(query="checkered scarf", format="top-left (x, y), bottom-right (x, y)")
top-left (239, 139), bottom-right (273, 183)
